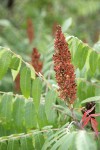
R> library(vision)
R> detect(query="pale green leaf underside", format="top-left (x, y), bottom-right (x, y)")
top-left (81, 96), bottom-right (100, 104)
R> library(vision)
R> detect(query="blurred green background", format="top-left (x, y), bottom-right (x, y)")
top-left (0, 0), bottom-right (100, 91)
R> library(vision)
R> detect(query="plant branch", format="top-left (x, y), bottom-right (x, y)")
top-left (53, 104), bottom-right (82, 129)
top-left (0, 47), bottom-right (53, 91)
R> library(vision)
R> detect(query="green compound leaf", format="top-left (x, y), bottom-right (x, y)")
top-left (25, 100), bottom-right (37, 129)
top-left (13, 96), bottom-right (25, 129)
top-left (7, 138), bottom-right (20, 150)
top-left (20, 66), bottom-right (31, 98)
top-left (32, 77), bottom-right (42, 111)
top-left (20, 135), bottom-right (34, 150)
top-left (0, 49), bottom-right (12, 80)
top-left (81, 96), bottom-right (100, 104)
top-left (0, 140), bottom-right (7, 150)
top-left (10, 55), bottom-right (21, 70)
top-left (45, 90), bottom-right (57, 124)
top-left (89, 51), bottom-right (98, 74)
top-left (0, 93), bottom-right (13, 124)
top-left (76, 130), bottom-right (97, 150)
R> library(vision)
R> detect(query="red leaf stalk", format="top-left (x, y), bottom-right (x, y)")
top-left (31, 48), bottom-right (43, 74)
top-left (53, 25), bottom-right (77, 104)
top-left (81, 105), bottom-right (100, 137)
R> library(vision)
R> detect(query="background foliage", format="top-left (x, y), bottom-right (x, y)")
top-left (0, 0), bottom-right (100, 149)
